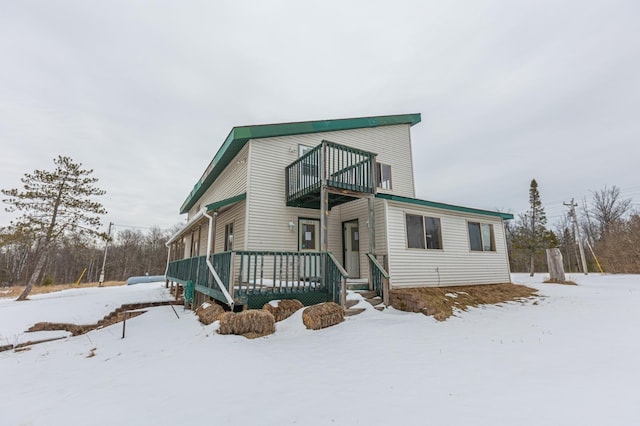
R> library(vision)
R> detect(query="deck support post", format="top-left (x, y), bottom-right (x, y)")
top-left (320, 141), bottom-right (328, 253)
top-left (368, 197), bottom-right (376, 291)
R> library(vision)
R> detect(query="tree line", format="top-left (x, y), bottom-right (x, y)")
top-left (0, 225), bottom-right (175, 287)
top-left (507, 181), bottom-right (638, 274)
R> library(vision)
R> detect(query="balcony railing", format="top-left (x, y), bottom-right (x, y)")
top-left (286, 140), bottom-right (376, 208)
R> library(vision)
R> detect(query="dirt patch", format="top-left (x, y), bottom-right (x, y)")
top-left (390, 283), bottom-right (538, 321)
top-left (1, 281), bottom-right (126, 299)
top-left (543, 279), bottom-right (578, 285)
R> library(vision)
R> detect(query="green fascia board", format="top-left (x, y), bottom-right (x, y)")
top-left (179, 113), bottom-right (422, 214)
top-left (376, 193), bottom-right (514, 220)
top-left (205, 193), bottom-right (247, 211)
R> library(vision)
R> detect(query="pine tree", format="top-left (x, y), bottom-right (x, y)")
top-left (1, 156), bottom-right (107, 300)
top-left (526, 179), bottom-right (552, 276)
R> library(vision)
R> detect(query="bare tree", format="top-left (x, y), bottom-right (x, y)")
top-left (590, 185), bottom-right (632, 236)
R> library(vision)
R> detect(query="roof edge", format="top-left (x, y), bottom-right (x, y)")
top-left (376, 193), bottom-right (514, 220)
top-left (180, 113), bottom-right (421, 214)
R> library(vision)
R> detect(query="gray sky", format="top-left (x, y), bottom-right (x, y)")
top-left (1, 0), bottom-right (639, 233)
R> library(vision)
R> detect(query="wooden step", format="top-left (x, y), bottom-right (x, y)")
top-left (365, 296), bottom-right (383, 306)
top-left (357, 290), bottom-right (378, 299)
top-left (345, 299), bottom-right (359, 309)
top-left (344, 308), bottom-right (366, 317)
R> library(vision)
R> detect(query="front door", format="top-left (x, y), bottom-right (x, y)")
top-left (299, 219), bottom-right (320, 279)
top-left (343, 221), bottom-right (360, 278)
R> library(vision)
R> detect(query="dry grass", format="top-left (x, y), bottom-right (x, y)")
top-left (262, 299), bottom-right (304, 322)
top-left (218, 310), bottom-right (276, 339)
top-left (543, 279), bottom-right (578, 285)
top-left (0, 281), bottom-right (126, 299)
top-left (391, 283), bottom-right (538, 321)
top-left (195, 302), bottom-right (226, 325)
top-left (302, 302), bottom-right (344, 330)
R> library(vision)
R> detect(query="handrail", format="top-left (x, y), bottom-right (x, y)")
top-left (204, 210), bottom-right (234, 309)
top-left (366, 253), bottom-right (389, 278)
top-left (326, 252), bottom-right (348, 306)
top-left (327, 252), bottom-right (349, 278)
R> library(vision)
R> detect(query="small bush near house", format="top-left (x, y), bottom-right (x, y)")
top-left (302, 302), bottom-right (344, 330)
top-left (262, 299), bottom-right (304, 322)
top-left (218, 310), bottom-right (276, 339)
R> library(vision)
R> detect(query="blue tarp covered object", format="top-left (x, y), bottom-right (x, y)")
top-left (126, 275), bottom-right (166, 285)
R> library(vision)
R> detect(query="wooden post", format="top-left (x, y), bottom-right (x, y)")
top-left (546, 248), bottom-right (566, 282)
top-left (121, 310), bottom-right (127, 339)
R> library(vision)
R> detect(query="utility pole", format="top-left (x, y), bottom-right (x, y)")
top-left (99, 222), bottom-right (114, 286)
top-left (563, 199), bottom-right (588, 275)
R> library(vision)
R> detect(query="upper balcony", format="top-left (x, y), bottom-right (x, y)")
top-left (285, 140), bottom-right (376, 209)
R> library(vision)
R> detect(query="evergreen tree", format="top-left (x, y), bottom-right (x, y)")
top-left (1, 156), bottom-right (107, 300)
top-left (526, 179), bottom-right (557, 276)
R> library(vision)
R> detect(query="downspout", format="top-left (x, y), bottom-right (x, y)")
top-left (203, 210), bottom-right (235, 309)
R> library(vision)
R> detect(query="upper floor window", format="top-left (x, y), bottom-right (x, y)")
top-left (376, 162), bottom-right (392, 190)
top-left (468, 222), bottom-right (495, 251)
top-left (299, 144), bottom-right (317, 177)
top-left (406, 214), bottom-right (442, 250)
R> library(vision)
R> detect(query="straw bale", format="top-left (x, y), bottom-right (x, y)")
top-left (218, 310), bottom-right (275, 338)
top-left (302, 302), bottom-right (344, 330)
top-left (262, 299), bottom-right (304, 322)
top-left (195, 302), bottom-right (225, 325)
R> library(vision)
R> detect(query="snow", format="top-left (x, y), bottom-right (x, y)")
top-left (1, 274), bottom-right (640, 425)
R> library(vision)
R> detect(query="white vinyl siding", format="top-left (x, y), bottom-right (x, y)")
top-left (245, 125), bottom-right (411, 252)
top-left (385, 200), bottom-right (511, 288)
top-left (213, 201), bottom-right (246, 253)
top-left (187, 144), bottom-right (249, 219)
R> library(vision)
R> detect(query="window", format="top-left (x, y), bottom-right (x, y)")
top-left (299, 219), bottom-right (320, 251)
top-left (406, 214), bottom-right (442, 250)
top-left (376, 162), bottom-right (392, 190)
top-left (299, 144), bottom-right (318, 177)
top-left (224, 223), bottom-right (233, 251)
top-left (468, 222), bottom-right (495, 251)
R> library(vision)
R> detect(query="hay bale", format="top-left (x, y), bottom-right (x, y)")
top-left (195, 302), bottom-right (225, 325)
top-left (218, 310), bottom-right (275, 338)
top-left (302, 302), bottom-right (344, 330)
top-left (262, 299), bottom-right (304, 322)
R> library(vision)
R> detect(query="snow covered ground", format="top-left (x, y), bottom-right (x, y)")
top-left (1, 274), bottom-right (639, 425)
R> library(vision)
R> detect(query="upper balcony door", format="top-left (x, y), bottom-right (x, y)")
top-left (343, 221), bottom-right (360, 278)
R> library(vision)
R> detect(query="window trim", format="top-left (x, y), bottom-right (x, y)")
top-left (404, 213), bottom-right (443, 250)
top-left (376, 162), bottom-right (392, 190)
top-left (467, 221), bottom-right (496, 252)
top-left (224, 222), bottom-right (234, 252)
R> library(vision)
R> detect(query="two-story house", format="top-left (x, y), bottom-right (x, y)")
top-left (165, 113), bottom-right (513, 309)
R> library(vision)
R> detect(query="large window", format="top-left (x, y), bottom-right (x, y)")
top-left (406, 214), bottom-right (442, 250)
top-left (468, 222), bottom-right (495, 251)
top-left (376, 162), bottom-right (392, 190)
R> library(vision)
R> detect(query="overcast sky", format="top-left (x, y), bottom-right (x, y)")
top-left (1, 0), bottom-right (638, 234)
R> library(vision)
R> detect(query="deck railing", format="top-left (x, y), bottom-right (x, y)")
top-left (286, 140), bottom-right (376, 204)
top-left (367, 253), bottom-right (390, 305)
top-left (167, 251), bottom-right (346, 308)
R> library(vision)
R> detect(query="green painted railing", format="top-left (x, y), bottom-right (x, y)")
top-left (367, 253), bottom-right (389, 300)
top-left (286, 140), bottom-right (376, 204)
top-left (325, 252), bottom-right (349, 305)
top-left (168, 251), bottom-right (347, 307)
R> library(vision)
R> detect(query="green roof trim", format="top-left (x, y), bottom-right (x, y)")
top-left (205, 193), bottom-right (247, 212)
top-left (376, 193), bottom-right (514, 220)
top-left (180, 113), bottom-right (421, 214)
